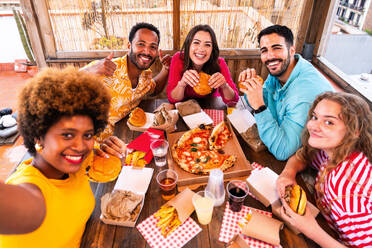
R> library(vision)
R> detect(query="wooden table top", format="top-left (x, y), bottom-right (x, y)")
top-left (81, 96), bottom-right (332, 248)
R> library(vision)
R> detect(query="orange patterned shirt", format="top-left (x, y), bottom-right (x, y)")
top-left (87, 55), bottom-right (156, 141)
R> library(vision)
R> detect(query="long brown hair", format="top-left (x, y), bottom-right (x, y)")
top-left (180, 24), bottom-right (220, 75)
top-left (296, 92), bottom-right (372, 210)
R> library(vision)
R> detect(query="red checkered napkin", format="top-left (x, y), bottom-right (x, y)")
top-left (219, 203), bottom-right (279, 248)
top-left (137, 214), bottom-right (201, 248)
top-left (203, 109), bottom-right (224, 126)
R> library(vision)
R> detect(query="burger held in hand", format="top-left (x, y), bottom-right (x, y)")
top-left (284, 185), bottom-right (307, 215)
top-left (193, 72), bottom-right (212, 95)
top-left (239, 75), bottom-right (264, 91)
top-left (86, 153), bottom-right (122, 183)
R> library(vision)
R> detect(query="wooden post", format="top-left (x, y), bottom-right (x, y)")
top-left (173, 0), bottom-right (180, 50)
top-left (33, 0), bottom-right (56, 58)
top-left (295, 0), bottom-right (315, 54)
top-left (19, 0), bottom-right (47, 67)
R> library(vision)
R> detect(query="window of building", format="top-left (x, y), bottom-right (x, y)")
top-left (316, 0), bottom-right (372, 102)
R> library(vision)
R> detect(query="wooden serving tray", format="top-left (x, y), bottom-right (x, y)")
top-left (167, 124), bottom-right (252, 187)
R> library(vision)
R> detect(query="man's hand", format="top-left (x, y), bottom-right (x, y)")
top-left (239, 77), bottom-right (264, 110)
top-left (238, 68), bottom-right (264, 109)
top-left (238, 68), bottom-right (256, 82)
top-left (159, 49), bottom-right (172, 70)
top-left (82, 52), bottom-right (117, 77)
top-left (209, 72), bottom-right (227, 89)
top-left (96, 136), bottom-right (126, 159)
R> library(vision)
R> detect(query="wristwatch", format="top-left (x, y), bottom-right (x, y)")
top-left (254, 105), bottom-right (267, 114)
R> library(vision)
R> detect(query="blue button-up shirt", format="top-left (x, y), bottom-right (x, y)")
top-left (244, 54), bottom-right (334, 160)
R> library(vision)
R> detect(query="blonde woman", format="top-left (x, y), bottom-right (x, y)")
top-left (277, 92), bottom-right (372, 248)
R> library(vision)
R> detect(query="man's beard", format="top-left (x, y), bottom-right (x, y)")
top-left (265, 50), bottom-right (291, 78)
top-left (128, 48), bottom-right (156, 70)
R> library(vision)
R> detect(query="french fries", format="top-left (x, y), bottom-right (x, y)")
top-left (238, 211), bottom-right (252, 229)
top-left (154, 205), bottom-right (181, 237)
top-left (125, 151), bottom-right (147, 167)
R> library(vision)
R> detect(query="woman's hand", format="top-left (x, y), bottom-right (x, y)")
top-left (276, 172), bottom-right (297, 198)
top-left (209, 72), bottom-right (227, 89)
top-left (180, 69), bottom-right (199, 87)
top-left (280, 200), bottom-right (319, 237)
top-left (96, 136), bottom-right (126, 159)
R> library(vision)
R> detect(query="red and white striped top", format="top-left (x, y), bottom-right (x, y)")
top-left (311, 150), bottom-right (372, 247)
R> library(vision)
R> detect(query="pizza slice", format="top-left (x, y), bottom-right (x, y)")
top-left (171, 145), bottom-right (236, 174)
top-left (176, 124), bottom-right (212, 150)
top-left (209, 121), bottom-right (232, 150)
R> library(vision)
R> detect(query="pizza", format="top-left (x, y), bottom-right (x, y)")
top-left (171, 122), bottom-right (236, 174)
top-left (209, 121), bottom-right (232, 150)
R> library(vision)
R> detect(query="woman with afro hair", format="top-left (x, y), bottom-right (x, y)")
top-left (0, 67), bottom-right (111, 247)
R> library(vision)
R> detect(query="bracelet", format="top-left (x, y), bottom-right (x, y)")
top-left (253, 105), bottom-right (267, 114)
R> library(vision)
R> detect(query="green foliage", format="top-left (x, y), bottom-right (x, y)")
top-left (13, 9), bottom-right (36, 65)
top-left (91, 36), bottom-right (126, 50)
top-left (365, 29), bottom-right (372, 36)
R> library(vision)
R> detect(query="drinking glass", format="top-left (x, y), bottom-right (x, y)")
top-left (150, 139), bottom-right (168, 167)
top-left (192, 190), bottom-right (215, 225)
top-left (156, 169), bottom-right (178, 200)
top-left (226, 180), bottom-right (249, 212)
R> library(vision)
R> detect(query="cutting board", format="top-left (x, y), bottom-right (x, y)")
top-left (167, 124), bottom-right (252, 187)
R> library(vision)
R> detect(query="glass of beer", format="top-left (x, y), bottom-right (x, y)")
top-left (192, 190), bottom-right (215, 225)
top-left (226, 180), bottom-right (249, 212)
top-left (156, 169), bottom-right (178, 200)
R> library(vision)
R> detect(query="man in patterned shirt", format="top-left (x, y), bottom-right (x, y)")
top-left (81, 23), bottom-right (171, 157)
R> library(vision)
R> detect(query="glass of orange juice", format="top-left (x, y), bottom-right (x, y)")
top-left (192, 190), bottom-right (215, 225)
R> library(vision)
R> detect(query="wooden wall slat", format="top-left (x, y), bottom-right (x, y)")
top-left (19, 0), bottom-right (47, 67)
top-left (33, 0), bottom-right (56, 58)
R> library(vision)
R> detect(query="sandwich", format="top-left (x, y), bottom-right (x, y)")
top-left (239, 75), bottom-right (264, 90)
top-left (86, 154), bottom-right (122, 183)
top-left (284, 185), bottom-right (307, 215)
top-left (128, 107), bottom-right (147, 127)
top-left (193, 72), bottom-right (212, 95)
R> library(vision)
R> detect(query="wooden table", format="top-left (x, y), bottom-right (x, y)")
top-left (81, 97), bottom-right (333, 248)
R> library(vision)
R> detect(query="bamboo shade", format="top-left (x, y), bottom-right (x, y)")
top-left (45, 0), bottom-right (305, 52)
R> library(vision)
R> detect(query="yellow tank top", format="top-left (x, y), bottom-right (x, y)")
top-left (0, 158), bottom-right (95, 248)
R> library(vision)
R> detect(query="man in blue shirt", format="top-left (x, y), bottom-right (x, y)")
top-left (239, 25), bottom-right (333, 160)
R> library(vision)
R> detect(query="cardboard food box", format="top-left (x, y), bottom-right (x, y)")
top-left (100, 166), bottom-right (153, 227)
top-left (181, 110), bottom-right (213, 129)
top-left (227, 109), bottom-right (266, 152)
top-left (239, 210), bottom-right (283, 246)
top-left (246, 167), bottom-right (319, 234)
top-left (226, 234), bottom-right (250, 248)
top-left (167, 123), bottom-right (252, 186)
top-left (126, 128), bottom-right (164, 164)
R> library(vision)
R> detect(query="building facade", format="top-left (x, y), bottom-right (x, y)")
top-left (336, 0), bottom-right (372, 30)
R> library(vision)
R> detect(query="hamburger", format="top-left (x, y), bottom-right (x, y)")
top-left (86, 153), bottom-right (122, 183)
top-left (128, 107), bottom-right (147, 127)
top-left (284, 185), bottom-right (307, 215)
top-left (239, 75), bottom-right (264, 90)
top-left (193, 72), bottom-right (212, 95)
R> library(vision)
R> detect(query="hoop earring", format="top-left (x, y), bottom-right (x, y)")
top-left (35, 143), bottom-right (43, 152)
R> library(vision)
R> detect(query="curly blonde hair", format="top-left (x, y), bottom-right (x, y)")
top-left (296, 92), bottom-right (372, 210)
top-left (17, 66), bottom-right (111, 155)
